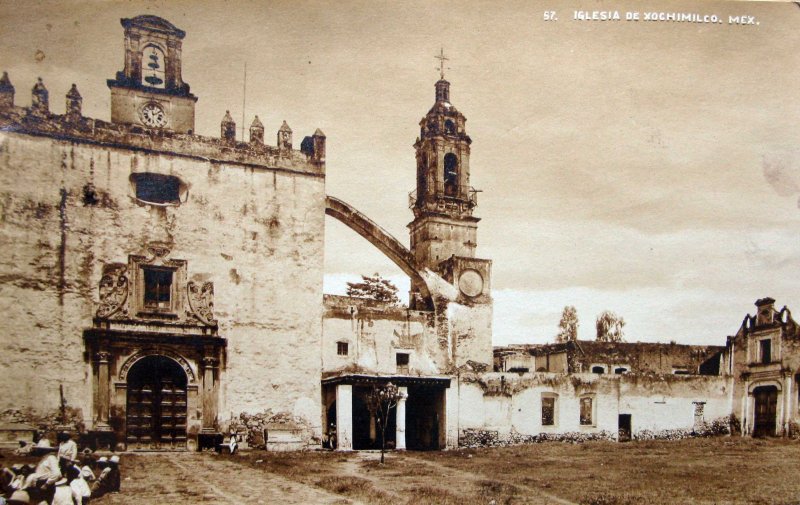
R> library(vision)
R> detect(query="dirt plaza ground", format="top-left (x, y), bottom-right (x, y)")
top-left (76, 438), bottom-right (800, 504)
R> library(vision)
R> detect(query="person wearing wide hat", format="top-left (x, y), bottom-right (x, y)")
top-left (90, 458), bottom-right (110, 498)
top-left (56, 433), bottom-right (77, 466)
top-left (69, 465), bottom-right (91, 505)
top-left (22, 453), bottom-right (60, 490)
top-left (107, 455), bottom-right (120, 493)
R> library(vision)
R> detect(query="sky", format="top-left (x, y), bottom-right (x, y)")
top-left (1, 0), bottom-right (798, 346)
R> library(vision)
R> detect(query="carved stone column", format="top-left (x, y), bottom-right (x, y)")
top-left (94, 351), bottom-right (112, 431)
top-left (201, 356), bottom-right (219, 433)
top-left (396, 387), bottom-right (408, 450)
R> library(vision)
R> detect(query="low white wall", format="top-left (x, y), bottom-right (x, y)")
top-left (457, 372), bottom-right (732, 443)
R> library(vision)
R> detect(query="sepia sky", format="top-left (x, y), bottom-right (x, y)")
top-left (1, 0), bottom-right (798, 346)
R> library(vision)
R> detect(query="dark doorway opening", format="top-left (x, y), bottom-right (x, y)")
top-left (352, 387), bottom-right (396, 450)
top-left (753, 385), bottom-right (778, 438)
top-left (407, 385), bottom-right (445, 450)
top-left (618, 414), bottom-right (632, 442)
top-left (126, 355), bottom-right (188, 450)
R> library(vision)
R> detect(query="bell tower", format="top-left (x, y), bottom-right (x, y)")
top-left (107, 15), bottom-right (197, 133)
top-left (408, 50), bottom-right (491, 309)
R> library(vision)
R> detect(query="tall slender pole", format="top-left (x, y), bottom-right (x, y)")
top-left (241, 62), bottom-right (247, 141)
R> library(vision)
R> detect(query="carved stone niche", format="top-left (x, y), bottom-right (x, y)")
top-left (95, 243), bottom-right (217, 328)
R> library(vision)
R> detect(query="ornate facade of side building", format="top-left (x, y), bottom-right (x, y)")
top-left (0, 16), bottom-right (796, 451)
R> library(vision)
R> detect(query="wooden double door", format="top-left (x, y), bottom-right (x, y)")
top-left (753, 386), bottom-right (778, 438)
top-left (126, 355), bottom-right (188, 450)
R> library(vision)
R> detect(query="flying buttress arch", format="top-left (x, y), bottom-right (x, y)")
top-left (325, 196), bottom-right (433, 307)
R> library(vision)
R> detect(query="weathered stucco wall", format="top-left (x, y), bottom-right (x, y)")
top-left (322, 295), bottom-right (448, 375)
top-left (449, 302), bottom-right (493, 369)
top-left (457, 372), bottom-right (731, 443)
top-left (0, 123), bottom-right (325, 434)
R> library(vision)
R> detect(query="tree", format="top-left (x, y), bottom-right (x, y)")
top-left (555, 305), bottom-right (579, 343)
top-left (366, 382), bottom-right (403, 464)
top-left (596, 311), bottom-right (625, 342)
top-left (346, 273), bottom-right (400, 305)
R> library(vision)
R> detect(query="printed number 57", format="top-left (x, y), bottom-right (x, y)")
top-left (543, 11), bottom-right (557, 21)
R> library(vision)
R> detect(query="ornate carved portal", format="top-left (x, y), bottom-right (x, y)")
top-left (86, 242), bottom-right (225, 450)
top-left (94, 243), bottom-right (217, 328)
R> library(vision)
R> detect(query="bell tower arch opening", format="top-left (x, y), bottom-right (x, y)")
top-left (443, 153), bottom-right (459, 197)
top-left (107, 15), bottom-right (197, 133)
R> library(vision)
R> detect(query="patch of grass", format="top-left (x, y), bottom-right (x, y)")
top-left (316, 476), bottom-right (395, 505)
top-left (477, 480), bottom-right (523, 505)
top-left (580, 493), bottom-right (643, 505)
top-left (404, 485), bottom-right (465, 505)
top-left (407, 437), bottom-right (800, 505)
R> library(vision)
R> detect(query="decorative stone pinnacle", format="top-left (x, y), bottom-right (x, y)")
top-left (279, 120), bottom-right (292, 133)
top-left (66, 83), bottom-right (81, 99)
top-left (0, 71), bottom-right (13, 91)
top-left (250, 115), bottom-right (263, 128)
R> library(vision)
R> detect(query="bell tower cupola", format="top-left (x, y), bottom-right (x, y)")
top-left (409, 49), bottom-right (479, 271)
top-left (107, 15), bottom-right (197, 133)
top-left (408, 50), bottom-right (492, 314)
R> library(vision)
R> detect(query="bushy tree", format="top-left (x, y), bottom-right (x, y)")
top-left (555, 305), bottom-right (579, 343)
top-left (366, 382), bottom-right (403, 464)
top-left (596, 311), bottom-right (625, 342)
top-left (346, 273), bottom-right (400, 305)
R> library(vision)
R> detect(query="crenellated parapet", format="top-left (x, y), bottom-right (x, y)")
top-left (0, 78), bottom-right (326, 177)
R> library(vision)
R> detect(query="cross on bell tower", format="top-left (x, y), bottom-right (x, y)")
top-left (408, 51), bottom-right (487, 304)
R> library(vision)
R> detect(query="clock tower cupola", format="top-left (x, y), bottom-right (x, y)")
top-left (107, 15), bottom-right (197, 133)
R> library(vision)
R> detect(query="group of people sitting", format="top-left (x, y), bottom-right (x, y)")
top-left (0, 432), bottom-right (120, 505)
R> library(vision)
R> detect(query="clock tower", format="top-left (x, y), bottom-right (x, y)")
top-left (408, 51), bottom-right (491, 308)
top-left (107, 16), bottom-right (197, 133)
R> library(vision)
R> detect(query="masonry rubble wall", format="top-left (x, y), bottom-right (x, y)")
top-left (0, 110), bottom-right (325, 437)
top-left (456, 372), bottom-right (732, 445)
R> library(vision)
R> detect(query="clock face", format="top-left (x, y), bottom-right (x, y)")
top-left (140, 102), bottom-right (167, 128)
top-left (458, 269), bottom-right (484, 298)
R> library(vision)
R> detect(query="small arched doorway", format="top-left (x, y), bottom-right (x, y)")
top-left (126, 355), bottom-right (188, 449)
top-left (752, 385), bottom-right (778, 438)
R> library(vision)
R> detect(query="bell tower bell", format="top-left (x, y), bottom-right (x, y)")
top-left (107, 15), bottom-right (197, 133)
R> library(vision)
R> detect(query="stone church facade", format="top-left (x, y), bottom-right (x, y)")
top-left (0, 16), bottom-right (797, 451)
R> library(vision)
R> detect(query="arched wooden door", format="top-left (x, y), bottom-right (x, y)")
top-left (126, 355), bottom-right (188, 449)
top-left (753, 385), bottom-right (778, 438)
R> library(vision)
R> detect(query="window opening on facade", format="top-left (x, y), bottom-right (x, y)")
top-left (144, 268), bottom-right (173, 310)
top-left (580, 396), bottom-right (594, 426)
top-left (760, 339), bottom-right (772, 364)
top-left (541, 395), bottom-right (556, 426)
top-left (131, 173), bottom-right (182, 205)
top-left (591, 366), bottom-right (605, 374)
top-left (337, 342), bottom-right (348, 356)
top-left (614, 367), bottom-right (628, 374)
top-left (396, 352), bottom-right (410, 373)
